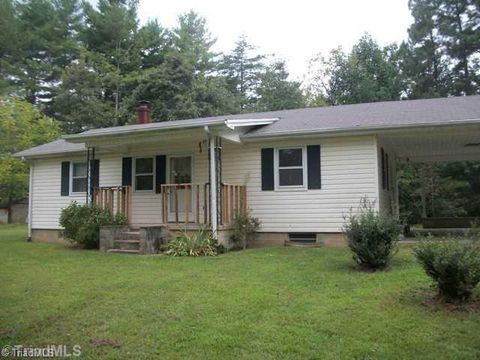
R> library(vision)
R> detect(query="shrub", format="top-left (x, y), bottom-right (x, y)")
top-left (343, 198), bottom-right (401, 269)
top-left (165, 228), bottom-right (217, 256)
top-left (230, 209), bottom-right (260, 250)
top-left (466, 218), bottom-right (480, 236)
top-left (60, 202), bottom-right (127, 249)
top-left (414, 237), bottom-right (480, 302)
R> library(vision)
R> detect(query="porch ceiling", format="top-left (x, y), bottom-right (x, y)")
top-left (84, 128), bottom-right (209, 152)
top-left (380, 123), bottom-right (480, 163)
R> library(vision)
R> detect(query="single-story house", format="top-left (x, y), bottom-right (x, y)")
top-left (15, 96), bottom-right (480, 248)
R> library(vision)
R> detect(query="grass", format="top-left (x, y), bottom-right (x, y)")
top-left (1, 225), bottom-right (479, 359)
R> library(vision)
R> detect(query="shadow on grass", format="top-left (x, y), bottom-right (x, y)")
top-left (336, 252), bottom-right (415, 274)
top-left (394, 286), bottom-right (480, 314)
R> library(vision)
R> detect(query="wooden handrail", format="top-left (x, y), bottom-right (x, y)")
top-left (160, 183), bottom-right (247, 227)
top-left (93, 186), bottom-right (132, 224)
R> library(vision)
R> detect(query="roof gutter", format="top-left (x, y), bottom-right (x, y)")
top-left (64, 120), bottom-right (227, 143)
top-left (240, 118), bottom-right (480, 141)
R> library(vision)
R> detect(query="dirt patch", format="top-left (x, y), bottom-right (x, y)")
top-left (0, 327), bottom-right (16, 337)
top-left (397, 287), bottom-right (480, 313)
top-left (421, 292), bottom-right (480, 313)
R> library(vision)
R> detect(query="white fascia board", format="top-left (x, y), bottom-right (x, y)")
top-left (224, 118), bottom-right (279, 130)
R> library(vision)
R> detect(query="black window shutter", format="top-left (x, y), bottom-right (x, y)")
top-left (61, 161), bottom-right (70, 196)
top-left (155, 155), bottom-right (166, 193)
top-left (307, 145), bottom-right (321, 189)
top-left (92, 159), bottom-right (100, 188)
top-left (381, 147), bottom-right (386, 190)
top-left (261, 148), bottom-right (274, 191)
top-left (122, 157), bottom-right (132, 186)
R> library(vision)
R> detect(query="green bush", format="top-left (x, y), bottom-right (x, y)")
top-left (230, 209), bottom-right (260, 249)
top-left (414, 237), bottom-right (480, 302)
top-left (343, 198), bottom-right (401, 269)
top-left (59, 202), bottom-right (127, 249)
top-left (166, 228), bottom-right (217, 256)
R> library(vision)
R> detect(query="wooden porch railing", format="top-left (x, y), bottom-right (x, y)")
top-left (93, 186), bottom-right (132, 223)
top-left (220, 183), bottom-right (247, 225)
top-left (161, 183), bottom-right (247, 227)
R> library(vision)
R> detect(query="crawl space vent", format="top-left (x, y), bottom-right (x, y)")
top-left (288, 233), bottom-right (316, 243)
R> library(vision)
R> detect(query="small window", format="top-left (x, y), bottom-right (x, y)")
top-left (135, 157), bottom-right (154, 191)
top-left (277, 147), bottom-right (305, 187)
top-left (71, 162), bottom-right (87, 193)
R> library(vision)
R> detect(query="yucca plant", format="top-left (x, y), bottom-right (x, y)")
top-left (165, 228), bottom-right (217, 256)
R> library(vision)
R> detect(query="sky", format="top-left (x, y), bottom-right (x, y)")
top-left (137, 0), bottom-right (413, 81)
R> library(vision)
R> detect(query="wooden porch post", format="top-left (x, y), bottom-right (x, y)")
top-left (209, 135), bottom-right (218, 236)
top-left (394, 155), bottom-right (400, 220)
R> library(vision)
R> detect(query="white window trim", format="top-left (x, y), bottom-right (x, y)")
top-left (274, 146), bottom-right (308, 190)
top-left (134, 157), bottom-right (155, 192)
top-left (70, 161), bottom-right (88, 195)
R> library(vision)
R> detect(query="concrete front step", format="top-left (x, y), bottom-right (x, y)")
top-left (114, 239), bottom-right (140, 251)
top-left (107, 249), bottom-right (140, 254)
top-left (123, 231), bottom-right (141, 240)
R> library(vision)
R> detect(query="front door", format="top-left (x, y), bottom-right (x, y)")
top-left (168, 156), bottom-right (193, 222)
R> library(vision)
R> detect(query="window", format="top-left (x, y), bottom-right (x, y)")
top-left (135, 157), bottom-right (154, 191)
top-left (277, 147), bottom-right (305, 188)
top-left (71, 162), bottom-right (87, 193)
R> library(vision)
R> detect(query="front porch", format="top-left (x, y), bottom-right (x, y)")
top-left (92, 182), bottom-right (247, 230)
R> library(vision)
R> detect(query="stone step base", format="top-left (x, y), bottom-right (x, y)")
top-left (107, 249), bottom-right (140, 254)
top-left (284, 240), bottom-right (323, 248)
top-left (101, 226), bottom-right (168, 255)
top-left (113, 239), bottom-right (140, 251)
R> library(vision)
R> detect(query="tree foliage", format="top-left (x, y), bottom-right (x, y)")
top-left (0, 97), bottom-right (60, 205)
top-left (401, 0), bottom-right (480, 98)
top-left (307, 35), bottom-right (403, 105)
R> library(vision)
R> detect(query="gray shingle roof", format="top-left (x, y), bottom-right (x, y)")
top-left (15, 95), bottom-right (480, 158)
top-left (14, 139), bottom-right (86, 158)
top-left (243, 95), bottom-right (480, 138)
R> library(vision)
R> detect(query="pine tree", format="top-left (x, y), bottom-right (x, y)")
top-left (400, 0), bottom-right (450, 98)
top-left (221, 36), bottom-right (266, 112)
top-left (173, 11), bottom-right (217, 75)
top-left (54, 52), bottom-right (115, 133)
top-left (4, 0), bottom-right (82, 108)
top-left (436, 0), bottom-right (480, 95)
top-left (256, 61), bottom-right (305, 111)
top-left (82, 0), bottom-right (140, 124)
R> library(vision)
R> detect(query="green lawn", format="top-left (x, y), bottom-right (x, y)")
top-left (1, 225), bottom-right (479, 359)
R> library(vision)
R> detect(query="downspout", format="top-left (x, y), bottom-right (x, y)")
top-left (27, 161), bottom-right (33, 240)
top-left (205, 126), bottom-right (218, 237)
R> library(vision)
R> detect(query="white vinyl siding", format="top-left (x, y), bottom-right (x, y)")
top-left (221, 135), bottom-right (380, 233)
top-left (31, 156), bottom-right (87, 229)
top-left (30, 135), bottom-right (380, 233)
